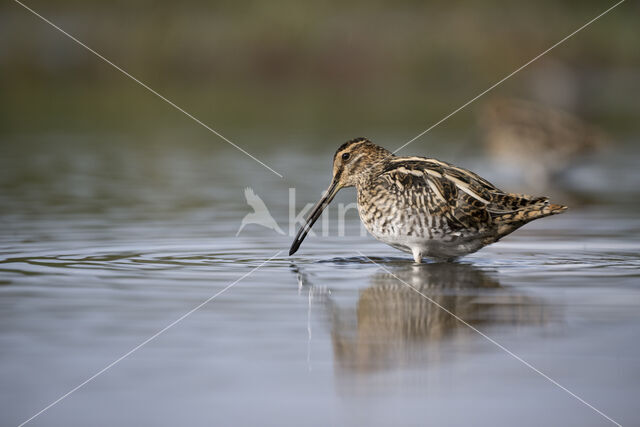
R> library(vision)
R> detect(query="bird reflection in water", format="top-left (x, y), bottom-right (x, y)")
top-left (292, 261), bottom-right (549, 375)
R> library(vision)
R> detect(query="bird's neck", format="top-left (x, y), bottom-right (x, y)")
top-left (354, 157), bottom-right (391, 190)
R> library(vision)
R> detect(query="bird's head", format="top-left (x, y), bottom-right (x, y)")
top-left (331, 138), bottom-right (393, 188)
top-left (289, 138), bottom-right (392, 255)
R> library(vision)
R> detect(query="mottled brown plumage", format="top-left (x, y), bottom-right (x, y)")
top-left (290, 138), bottom-right (567, 262)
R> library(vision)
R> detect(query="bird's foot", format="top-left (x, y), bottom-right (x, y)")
top-left (411, 247), bottom-right (423, 264)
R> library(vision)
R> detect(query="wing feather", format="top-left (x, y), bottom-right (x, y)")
top-left (377, 157), bottom-right (546, 230)
top-left (372, 156), bottom-right (562, 233)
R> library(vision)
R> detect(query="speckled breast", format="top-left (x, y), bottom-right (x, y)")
top-left (356, 184), bottom-right (455, 243)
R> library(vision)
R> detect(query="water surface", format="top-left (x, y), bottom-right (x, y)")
top-left (1, 136), bottom-right (639, 426)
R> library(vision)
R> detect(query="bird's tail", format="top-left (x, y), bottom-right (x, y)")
top-left (496, 198), bottom-right (567, 236)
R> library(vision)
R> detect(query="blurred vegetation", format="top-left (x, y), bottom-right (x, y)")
top-left (1, 0), bottom-right (638, 145)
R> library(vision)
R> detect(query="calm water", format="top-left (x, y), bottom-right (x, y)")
top-left (1, 135), bottom-right (639, 427)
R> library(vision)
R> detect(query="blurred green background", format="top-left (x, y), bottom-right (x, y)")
top-left (1, 0), bottom-right (638, 148)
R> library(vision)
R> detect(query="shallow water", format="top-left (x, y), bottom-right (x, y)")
top-left (1, 136), bottom-right (639, 427)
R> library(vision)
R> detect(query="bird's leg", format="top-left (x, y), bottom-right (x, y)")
top-left (411, 247), bottom-right (423, 264)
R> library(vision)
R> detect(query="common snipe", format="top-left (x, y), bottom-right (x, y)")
top-left (289, 138), bottom-right (567, 263)
top-left (479, 97), bottom-right (609, 187)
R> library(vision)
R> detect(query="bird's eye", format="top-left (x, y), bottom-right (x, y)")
top-left (342, 152), bottom-right (350, 161)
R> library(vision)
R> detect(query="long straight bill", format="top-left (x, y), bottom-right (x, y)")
top-left (289, 178), bottom-right (340, 255)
